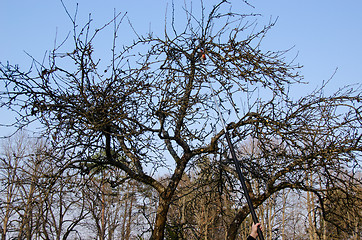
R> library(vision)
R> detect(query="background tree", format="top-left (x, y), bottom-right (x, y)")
top-left (0, 133), bottom-right (27, 240)
top-left (0, 132), bottom-right (89, 240)
top-left (1, 1), bottom-right (361, 239)
top-left (80, 164), bottom-right (139, 240)
top-left (321, 178), bottom-right (362, 239)
top-left (0, 132), bottom-right (48, 240)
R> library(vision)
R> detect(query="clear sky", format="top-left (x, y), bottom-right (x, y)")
top-left (1, 0), bottom-right (362, 136)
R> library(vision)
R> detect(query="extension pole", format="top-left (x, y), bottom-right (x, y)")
top-left (209, 82), bottom-right (264, 240)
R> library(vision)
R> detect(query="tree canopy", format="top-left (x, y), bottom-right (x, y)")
top-left (1, 1), bottom-right (361, 239)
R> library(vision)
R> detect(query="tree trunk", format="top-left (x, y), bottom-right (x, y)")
top-left (100, 181), bottom-right (106, 240)
top-left (281, 189), bottom-right (288, 240)
top-left (125, 194), bottom-right (134, 240)
top-left (121, 193), bottom-right (129, 239)
top-left (150, 197), bottom-right (171, 240)
top-left (226, 207), bottom-right (249, 240)
top-left (267, 197), bottom-right (274, 240)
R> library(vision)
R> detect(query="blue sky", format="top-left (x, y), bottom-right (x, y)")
top-left (1, 0), bottom-right (362, 136)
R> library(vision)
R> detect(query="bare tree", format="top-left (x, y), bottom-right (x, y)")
top-left (321, 178), bottom-right (362, 239)
top-left (0, 133), bottom-right (28, 240)
top-left (37, 170), bottom-right (89, 240)
top-left (0, 132), bottom-right (46, 240)
top-left (0, 132), bottom-right (89, 240)
top-left (1, 1), bottom-right (361, 239)
top-left (80, 165), bottom-right (138, 240)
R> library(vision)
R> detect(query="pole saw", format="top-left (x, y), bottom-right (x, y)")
top-left (208, 81), bottom-right (264, 240)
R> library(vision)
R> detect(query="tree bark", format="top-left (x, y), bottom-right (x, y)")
top-left (150, 197), bottom-right (171, 240)
top-left (226, 206), bottom-right (249, 240)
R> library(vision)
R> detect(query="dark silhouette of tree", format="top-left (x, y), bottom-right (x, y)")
top-left (1, 1), bottom-right (361, 239)
top-left (321, 176), bottom-right (362, 239)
